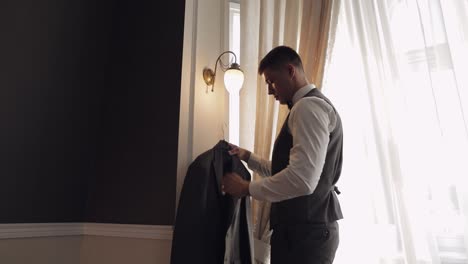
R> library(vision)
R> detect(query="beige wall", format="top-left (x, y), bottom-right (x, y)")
top-left (0, 236), bottom-right (82, 264)
top-left (177, 0), bottom-right (229, 205)
top-left (0, 236), bottom-right (171, 264)
top-left (80, 236), bottom-right (171, 264)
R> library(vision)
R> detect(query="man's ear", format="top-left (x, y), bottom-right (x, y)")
top-left (287, 64), bottom-right (296, 79)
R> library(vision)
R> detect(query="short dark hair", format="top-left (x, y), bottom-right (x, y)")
top-left (258, 46), bottom-right (304, 75)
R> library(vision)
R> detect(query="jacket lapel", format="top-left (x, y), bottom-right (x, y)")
top-left (212, 141), bottom-right (225, 196)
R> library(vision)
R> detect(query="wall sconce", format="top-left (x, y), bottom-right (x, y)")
top-left (203, 51), bottom-right (244, 93)
top-left (203, 51), bottom-right (244, 145)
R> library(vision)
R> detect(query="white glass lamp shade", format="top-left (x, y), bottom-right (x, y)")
top-left (223, 65), bottom-right (244, 145)
top-left (224, 67), bottom-right (244, 94)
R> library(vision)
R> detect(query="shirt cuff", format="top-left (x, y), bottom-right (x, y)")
top-left (247, 153), bottom-right (262, 169)
top-left (248, 179), bottom-right (263, 200)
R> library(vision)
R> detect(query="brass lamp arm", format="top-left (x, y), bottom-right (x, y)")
top-left (203, 51), bottom-right (239, 92)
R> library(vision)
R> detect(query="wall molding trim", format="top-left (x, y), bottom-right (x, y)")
top-left (0, 223), bottom-right (82, 239)
top-left (0, 223), bottom-right (173, 240)
top-left (83, 223), bottom-right (173, 240)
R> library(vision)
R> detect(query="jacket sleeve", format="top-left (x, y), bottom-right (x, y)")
top-left (170, 160), bottom-right (210, 263)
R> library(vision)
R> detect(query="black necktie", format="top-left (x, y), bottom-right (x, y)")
top-left (287, 101), bottom-right (293, 110)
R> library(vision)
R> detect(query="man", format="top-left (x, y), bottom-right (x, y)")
top-left (222, 46), bottom-right (343, 264)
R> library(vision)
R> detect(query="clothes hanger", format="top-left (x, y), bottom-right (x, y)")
top-left (221, 122), bottom-right (228, 143)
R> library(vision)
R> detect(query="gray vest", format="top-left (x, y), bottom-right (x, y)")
top-left (270, 88), bottom-right (343, 228)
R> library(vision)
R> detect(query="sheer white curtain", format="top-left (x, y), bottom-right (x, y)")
top-left (323, 1), bottom-right (468, 263)
top-left (239, 1), bottom-right (342, 263)
top-left (239, 1), bottom-right (302, 263)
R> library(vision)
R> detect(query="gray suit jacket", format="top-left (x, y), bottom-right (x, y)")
top-left (170, 140), bottom-right (253, 264)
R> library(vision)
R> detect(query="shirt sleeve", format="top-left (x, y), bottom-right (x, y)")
top-left (246, 153), bottom-right (272, 177)
top-left (249, 97), bottom-right (336, 202)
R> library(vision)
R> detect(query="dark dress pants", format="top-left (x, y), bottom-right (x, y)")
top-left (271, 221), bottom-right (339, 264)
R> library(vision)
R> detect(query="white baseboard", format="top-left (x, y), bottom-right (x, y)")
top-left (0, 223), bottom-right (173, 240)
top-left (83, 223), bottom-right (173, 240)
top-left (0, 223), bottom-right (82, 239)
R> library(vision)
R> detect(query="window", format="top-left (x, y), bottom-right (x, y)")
top-left (324, 1), bottom-right (468, 263)
top-left (227, 1), bottom-right (241, 145)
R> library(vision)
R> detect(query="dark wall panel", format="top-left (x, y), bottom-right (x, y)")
top-left (0, 0), bottom-right (96, 222)
top-left (86, 0), bottom-right (185, 225)
top-left (0, 0), bottom-right (184, 225)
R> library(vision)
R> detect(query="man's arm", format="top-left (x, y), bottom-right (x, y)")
top-left (248, 97), bottom-right (335, 202)
top-left (228, 144), bottom-right (272, 177)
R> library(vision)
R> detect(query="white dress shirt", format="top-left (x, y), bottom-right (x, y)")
top-left (248, 84), bottom-right (337, 202)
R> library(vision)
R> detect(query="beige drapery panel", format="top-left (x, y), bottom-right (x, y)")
top-left (239, 1), bottom-right (340, 263)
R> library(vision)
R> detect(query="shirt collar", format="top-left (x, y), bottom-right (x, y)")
top-left (291, 83), bottom-right (316, 106)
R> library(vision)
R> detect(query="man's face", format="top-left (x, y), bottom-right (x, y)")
top-left (263, 65), bottom-right (294, 105)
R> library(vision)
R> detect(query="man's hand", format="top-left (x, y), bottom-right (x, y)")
top-left (222, 172), bottom-right (250, 198)
top-left (227, 143), bottom-right (251, 162)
